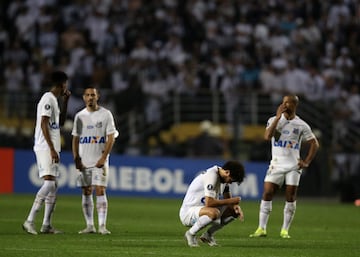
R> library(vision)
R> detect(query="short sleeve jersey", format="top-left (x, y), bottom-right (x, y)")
top-left (33, 92), bottom-right (61, 152)
top-left (267, 114), bottom-right (316, 170)
top-left (72, 106), bottom-right (118, 167)
top-left (180, 165), bottom-right (222, 208)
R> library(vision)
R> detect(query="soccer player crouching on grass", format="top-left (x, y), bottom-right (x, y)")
top-left (179, 161), bottom-right (245, 247)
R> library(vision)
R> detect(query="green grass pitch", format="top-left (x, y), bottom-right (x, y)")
top-left (0, 194), bottom-right (359, 257)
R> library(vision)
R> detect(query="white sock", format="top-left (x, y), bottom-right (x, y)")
top-left (282, 201), bottom-right (296, 231)
top-left (96, 195), bottom-right (108, 227)
top-left (259, 200), bottom-right (272, 230)
top-left (42, 184), bottom-right (57, 226)
top-left (27, 180), bottom-right (55, 222)
top-left (82, 195), bottom-right (94, 227)
top-left (189, 215), bottom-right (212, 235)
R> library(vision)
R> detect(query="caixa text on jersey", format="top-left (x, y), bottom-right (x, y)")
top-left (79, 136), bottom-right (106, 144)
top-left (273, 140), bottom-right (300, 149)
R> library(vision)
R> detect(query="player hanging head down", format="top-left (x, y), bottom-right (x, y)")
top-left (72, 87), bottom-right (118, 235)
top-left (250, 94), bottom-right (319, 239)
top-left (180, 160), bottom-right (245, 247)
top-left (23, 71), bottom-right (71, 235)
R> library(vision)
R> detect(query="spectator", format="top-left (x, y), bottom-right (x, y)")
top-left (4, 60), bottom-right (25, 118)
top-left (188, 120), bottom-right (225, 158)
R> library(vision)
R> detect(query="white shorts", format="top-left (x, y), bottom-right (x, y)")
top-left (179, 206), bottom-right (203, 226)
top-left (179, 205), bottom-right (225, 227)
top-left (264, 166), bottom-right (302, 186)
top-left (76, 166), bottom-right (109, 187)
top-left (34, 150), bottom-right (60, 178)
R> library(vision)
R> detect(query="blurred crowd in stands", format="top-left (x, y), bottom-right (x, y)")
top-left (0, 0), bottom-right (359, 199)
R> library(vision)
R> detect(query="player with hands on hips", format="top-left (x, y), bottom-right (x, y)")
top-left (180, 161), bottom-right (245, 247)
top-left (250, 94), bottom-right (319, 239)
top-left (72, 87), bottom-right (118, 235)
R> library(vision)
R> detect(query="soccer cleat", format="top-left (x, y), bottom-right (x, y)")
top-left (98, 225), bottom-right (111, 235)
top-left (22, 221), bottom-right (38, 235)
top-left (280, 229), bottom-right (291, 239)
top-left (40, 225), bottom-right (63, 234)
top-left (184, 230), bottom-right (199, 247)
top-left (200, 231), bottom-right (218, 246)
top-left (249, 227), bottom-right (267, 237)
top-left (78, 225), bottom-right (96, 234)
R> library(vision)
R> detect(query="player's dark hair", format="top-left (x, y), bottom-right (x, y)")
top-left (222, 160), bottom-right (245, 184)
top-left (84, 86), bottom-right (100, 93)
top-left (51, 71), bottom-right (68, 86)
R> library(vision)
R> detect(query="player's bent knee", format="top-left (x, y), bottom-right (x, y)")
top-left (201, 208), bottom-right (220, 220)
top-left (209, 209), bottom-right (221, 220)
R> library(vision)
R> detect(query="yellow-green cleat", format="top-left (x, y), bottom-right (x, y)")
top-left (280, 229), bottom-right (291, 239)
top-left (249, 227), bottom-right (267, 237)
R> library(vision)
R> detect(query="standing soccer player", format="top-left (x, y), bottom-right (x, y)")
top-left (72, 87), bottom-right (118, 235)
top-left (23, 71), bottom-right (71, 234)
top-left (180, 161), bottom-right (245, 247)
top-left (249, 94), bottom-right (319, 239)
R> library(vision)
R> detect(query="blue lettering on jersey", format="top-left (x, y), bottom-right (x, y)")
top-left (201, 197), bottom-right (205, 204)
top-left (49, 122), bottom-right (60, 129)
top-left (273, 140), bottom-right (299, 149)
top-left (79, 136), bottom-right (106, 144)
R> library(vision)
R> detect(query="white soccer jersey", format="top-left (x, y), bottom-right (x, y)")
top-left (180, 165), bottom-right (222, 209)
top-left (72, 106), bottom-right (118, 167)
top-left (267, 114), bottom-right (316, 171)
top-left (33, 92), bottom-right (61, 152)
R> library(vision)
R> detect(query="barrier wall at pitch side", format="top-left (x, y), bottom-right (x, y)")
top-left (0, 148), bottom-right (268, 199)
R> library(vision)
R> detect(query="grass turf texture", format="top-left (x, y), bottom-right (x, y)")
top-left (0, 194), bottom-right (359, 257)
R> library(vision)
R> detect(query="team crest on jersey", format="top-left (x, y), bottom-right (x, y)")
top-left (207, 184), bottom-right (214, 190)
top-left (293, 128), bottom-right (299, 135)
top-left (45, 104), bottom-right (51, 110)
top-left (95, 122), bottom-right (102, 128)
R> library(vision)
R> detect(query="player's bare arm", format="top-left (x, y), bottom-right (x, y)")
top-left (59, 89), bottom-right (71, 126)
top-left (264, 103), bottom-right (286, 140)
top-left (223, 185), bottom-right (244, 221)
top-left (298, 138), bottom-right (320, 169)
top-left (72, 136), bottom-right (85, 171)
top-left (41, 116), bottom-right (58, 163)
top-left (205, 196), bottom-right (240, 208)
top-left (96, 133), bottom-right (116, 168)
